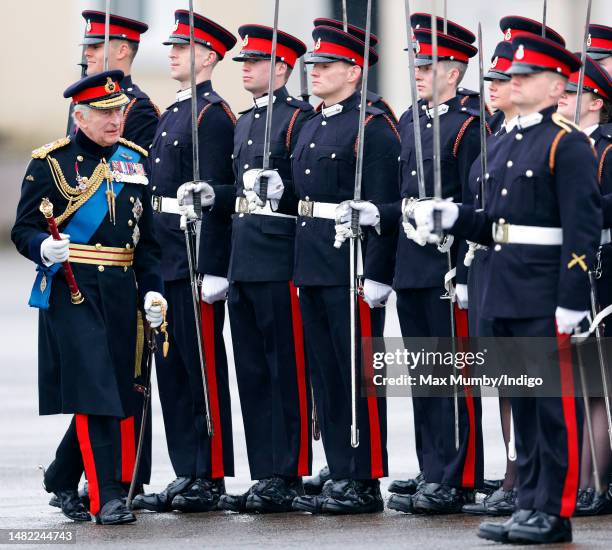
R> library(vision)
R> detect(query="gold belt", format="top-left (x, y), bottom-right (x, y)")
top-left (69, 244), bottom-right (134, 267)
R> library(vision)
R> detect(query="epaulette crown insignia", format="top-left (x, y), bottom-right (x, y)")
top-left (32, 137), bottom-right (71, 159)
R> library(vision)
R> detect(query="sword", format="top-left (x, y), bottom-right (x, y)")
top-left (443, 0), bottom-right (448, 35)
top-left (347, 0), bottom-right (373, 449)
top-left (258, 0), bottom-right (281, 204)
top-left (342, 0), bottom-right (348, 32)
top-left (66, 41), bottom-right (87, 136)
top-left (181, 0), bottom-right (214, 437)
top-left (542, 0), bottom-right (547, 37)
top-left (103, 0), bottom-right (111, 71)
top-left (477, 23), bottom-right (488, 209)
top-left (574, 0), bottom-right (593, 126)
top-left (299, 57), bottom-right (310, 103)
top-left (507, 407), bottom-right (517, 461)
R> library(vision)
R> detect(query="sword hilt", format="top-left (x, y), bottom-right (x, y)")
top-left (433, 204), bottom-right (443, 240)
top-left (258, 174), bottom-right (269, 204)
top-left (193, 181), bottom-right (202, 219)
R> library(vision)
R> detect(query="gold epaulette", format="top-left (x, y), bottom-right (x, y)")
top-left (552, 112), bottom-right (580, 133)
top-left (118, 137), bottom-right (148, 158)
top-left (32, 137), bottom-right (71, 159)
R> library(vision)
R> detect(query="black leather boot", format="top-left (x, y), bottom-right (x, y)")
top-left (478, 508), bottom-right (535, 543)
top-left (482, 478), bottom-right (504, 496)
top-left (55, 490), bottom-right (91, 522)
top-left (95, 498), bottom-right (136, 525)
top-left (387, 493), bottom-right (414, 513)
top-left (218, 479), bottom-right (272, 512)
top-left (412, 483), bottom-right (475, 514)
top-left (575, 487), bottom-right (612, 516)
top-left (131, 476), bottom-right (193, 512)
top-left (246, 477), bottom-right (304, 513)
top-left (462, 487), bottom-right (517, 516)
top-left (303, 466), bottom-right (331, 495)
top-left (320, 479), bottom-right (384, 515)
top-left (388, 472), bottom-right (424, 495)
top-left (171, 478), bottom-right (225, 512)
top-left (508, 511), bottom-right (572, 544)
top-left (292, 480), bottom-right (333, 514)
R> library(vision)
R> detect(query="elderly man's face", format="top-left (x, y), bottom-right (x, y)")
top-left (76, 107), bottom-right (124, 147)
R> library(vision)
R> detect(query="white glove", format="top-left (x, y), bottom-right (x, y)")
top-left (243, 169), bottom-right (284, 209)
top-left (334, 200), bottom-right (380, 248)
top-left (362, 279), bottom-right (393, 308)
top-left (555, 307), bottom-right (589, 334)
top-left (200, 274), bottom-right (229, 304)
top-left (40, 233), bottom-right (70, 266)
top-left (401, 199), bottom-right (427, 246)
top-left (455, 284), bottom-right (469, 310)
top-left (177, 181), bottom-right (215, 220)
top-left (144, 291), bottom-right (167, 328)
top-left (413, 199), bottom-right (459, 244)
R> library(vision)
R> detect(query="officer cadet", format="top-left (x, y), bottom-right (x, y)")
top-left (412, 34), bottom-right (600, 544)
top-left (587, 24), bottom-right (612, 74)
top-left (194, 23), bottom-right (314, 513)
top-left (279, 24), bottom-right (400, 515)
top-left (75, 10), bottom-right (160, 148)
top-left (132, 10), bottom-right (237, 513)
top-left (557, 55), bottom-right (612, 516)
top-left (11, 70), bottom-right (165, 525)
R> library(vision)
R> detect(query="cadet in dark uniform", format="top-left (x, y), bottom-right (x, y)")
top-left (413, 35), bottom-right (599, 544)
top-left (191, 24), bottom-right (314, 513)
top-left (132, 10), bottom-right (237, 513)
top-left (48, 11), bottom-right (161, 512)
top-left (586, 24), bottom-right (612, 75)
top-left (557, 55), bottom-right (612, 516)
top-left (11, 71), bottom-right (165, 525)
top-left (285, 25), bottom-right (400, 515)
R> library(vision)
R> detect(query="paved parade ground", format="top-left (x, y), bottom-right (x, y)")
top-left (1, 249), bottom-right (611, 548)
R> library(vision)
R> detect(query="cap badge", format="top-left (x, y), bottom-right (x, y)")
top-left (104, 77), bottom-right (117, 94)
top-left (491, 56), bottom-right (499, 69)
top-left (415, 40), bottom-right (420, 54)
top-left (504, 28), bottom-right (512, 41)
top-left (242, 34), bottom-right (249, 47)
top-left (314, 37), bottom-right (321, 51)
top-left (86, 19), bottom-right (92, 32)
top-left (173, 19), bottom-right (179, 32)
top-left (587, 33), bottom-right (592, 47)
top-left (515, 44), bottom-right (525, 61)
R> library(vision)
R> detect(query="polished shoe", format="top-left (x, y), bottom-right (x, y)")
top-left (508, 511), bottom-right (572, 544)
top-left (387, 493), bottom-right (414, 513)
top-left (292, 480), bottom-right (333, 514)
top-left (482, 478), bottom-right (504, 496)
top-left (303, 466), bottom-right (331, 495)
top-left (388, 472), bottom-right (424, 495)
top-left (412, 483), bottom-right (474, 514)
top-left (49, 494), bottom-right (60, 509)
top-left (95, 498), bottom-right (136, 525)
top-left (575, 487), bottom-right (612, 516)
top-left (320, 479), bottom-right (384, 515)
top-left (462, 487), bottom-right (516, 516)
top-left (246, 477), bottom-right (304, 513)
top-left (55, 490), bottom-right (91, 522)
top-left (171, 478), bottom-right (225, 512)
top-left (478, 509), bottom-right (535, 543)
top-left (131, 476), bottom-right (193, 512)
top-left (219, 479), bottom-right (270, 512)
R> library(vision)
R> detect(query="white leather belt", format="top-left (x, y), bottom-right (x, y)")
top-left (298, 200), bottom-right (339, 220)
top-left (151, 195), bottom-right (180, 215)
top-left (492, 223), bottom-right (562, 245)
top-left (234, 197), bottom-right (296, 219)
top-left (601, 229), bottom-right (611, 245)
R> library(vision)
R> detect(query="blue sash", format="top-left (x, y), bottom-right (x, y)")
top-left (29, 144), bottom-right (142, 309)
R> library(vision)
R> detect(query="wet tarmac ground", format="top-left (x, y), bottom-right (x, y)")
top-left (1, 250), bottom-right (611, 548)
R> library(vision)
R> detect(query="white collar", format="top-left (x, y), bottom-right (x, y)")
top-left (502, 116), bottom-right (519, 133)
top-left (176, 88), bottom-right (192, 102)
top-left (426, 104), bottom-right (450, 119)
top-left (321, 103), bottom-right (344, 118)
top-left (254, 95), bottom-right (276, 109)
top-left (583, 124), bottom-right (599, 137)
top-left (516, 112), bottom-right (543, 130)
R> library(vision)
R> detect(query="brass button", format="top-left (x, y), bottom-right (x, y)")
top-left (77, 155), bottom-right (84, 162)
top-left (95, 243), bottom-right (102, 250)
top-left (123, 266), bottom-right (128, 272)
top-left (98, 265), bottom-right (105, 272)
top-left (128, 220), bottom-right (134, 227)
top-left (130, 196), bottom-right (135, 203)
top-left (126, 244), bottom-right (132, 249)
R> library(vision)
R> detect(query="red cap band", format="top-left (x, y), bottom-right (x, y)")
top-left (72, 81), bottom-right (122, 104)
top-left (240, 36), bottom-right (299, 67)
top-left (415, 41), bottom-right (470, 62)
top-left (88, 21), bottom-right (141, 42)
top-left (503, 28), bottom-right (541, 42)
top-left (514, 46), bottom-right (572, 77)
top-left (313, 40), bottom-right (365, 66)
top-left (172, 22), bottom-right (228, 56)
top-left (489, 56), bottom-right (512, 73)
top-left (588, 36), bottom-right (612, 51)
top-left (569, 72), bottom-right (610, 100)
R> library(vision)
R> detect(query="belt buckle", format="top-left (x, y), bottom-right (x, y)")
top-left (152, 195), bottom-right (162, 213)
top-left (494, 222), bottom-right (509, 243)
top-left (237, 196), bottom-right (249, 214)
top-left (299, 200), bottom-right (313, 218)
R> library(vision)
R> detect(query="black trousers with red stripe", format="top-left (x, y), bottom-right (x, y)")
top-left (299, 286), bottom-right (388, 480)
top-left (227, 281), bottom-right (312, 480)
top-left (155, 279), bottom-right (233, 479)
top-left (492, 316), bottom-right (583, 517)
top-left (396, 287), bottom-right (484, 489)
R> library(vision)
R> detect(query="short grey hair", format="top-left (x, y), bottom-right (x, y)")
top-left (72, 104), bottom-right (92, 124)
top-left (441, 60), bottom-right (468, 85)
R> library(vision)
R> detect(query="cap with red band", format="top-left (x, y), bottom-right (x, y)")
top-left (587, 24), bottom-right (612, 60)
top-left (410, 13), bottom-right (475, 44)
top-left (507, 35), bottom-right (581, 78)
top-left (81, 10), bottom-right (148, 45)
top-left (63, 70), bottom-right (130, 110)
top-left (566, 54), bottom-right (612, 101)
top-left (306, 25), bottom-right (378, 67)
top-left (313, 18), bottom-right (380, 47)
top-left (163, 10), bottom-right (237, 60)
top-left (412, 28), bottom-right (477, 67)
top-left (233, 24), bottom-right (306, 68)
top-left (485, 41), bottom-right (514, 81)
top-left (499, 15), bottom-right (565, 47)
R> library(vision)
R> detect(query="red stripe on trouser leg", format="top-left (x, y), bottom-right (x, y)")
top-left (555, 328), bottom-right (580, 517)
top-left (119, 417), bottom-right (136, 483)
top-left (75, 414), bottom-right (101, 515)
top-left (200, 301), bottom-right (224, 478)
top-left (358, 297), bottom-right (384, 479)
top-left (289, 283), bottom-right (310, 476)
top-left (454, 304), bottom-right (476, 488)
